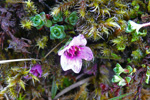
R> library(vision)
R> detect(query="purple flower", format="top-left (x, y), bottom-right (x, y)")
top-left (24, 64), bottom-right (42, 79)
top-left (58, 34), bottom-right (93, 73)
top-left (30, 64), bottom-right (42, 77)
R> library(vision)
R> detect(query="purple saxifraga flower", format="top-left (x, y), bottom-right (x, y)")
top-left (30, 64), bottom-right (42, 77)
top-left (24, 64), bottom-right (42, 79)
top-left (58, 34), bottom-right (93, 73)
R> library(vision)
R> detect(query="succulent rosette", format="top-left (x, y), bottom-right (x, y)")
top-left (40, 12), bottom-right (52, 27)
top-left (30, 14), bottom-right (44, 29)
top-left (30, 12), bottom-right (52, 29)
top-left (50, 24), bottom-right (66, 39)
top-left (52, 12), bottom-right (63, 23)
top-left (65, 11), bottom-right (79, 26)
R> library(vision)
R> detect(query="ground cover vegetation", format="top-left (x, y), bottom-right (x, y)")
top-left (0, 0), bottom-right (150, 99)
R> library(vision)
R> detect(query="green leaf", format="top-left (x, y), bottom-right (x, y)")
top-left (146, 70), bottom-right (150, 76)
top-left (31, 74), bottom-right (40, 82)
top-left (111, 53), bottom-right (121, 60)
top-left (126, 21), bottom-right (135, 33)
top-left (126, 65), bottom-right (133, 73)
top-left (50, 24), bottom-right (66, 40)
top-left (65, 11), bottom-right (78, 26)
top-left (125, 77), bottom-right (131, 84)
top-left (44, 19), bottom-right (52, 27)
top-left (131, 49), bottom-right (143, 60)
top-left (112, 75), bottom-right (123, 83)
top-left (17, 93), bottom-right (26, 100)
top-left (146, 75), bottom-right (149, 84)
top-left (116, 44), bottom-right (126, 51)
top-left (51, 78), bottom-right (58, 99)
top-left (63, 78), bottom-right (72, 87)
top-left (19, 80), bottom-right (25, 90)
top-left (118, 79), bottom-right (126, 86)
top-left (137, 29), bottom-right (147, 36)
top-left (106, 22), bottom-right (121, 29)
top-left (113, 63), bottom-right (124, 75)
top-left (109, 92), bottom-right (133, 100)
top-left (40, 12), bottom-right (46, 20)
top-left (52, 12), bottom-right (63, 23)
top-left (131, 32), bottom-right (140, 42)
top-left (30, 14), bottom-right (44, 29)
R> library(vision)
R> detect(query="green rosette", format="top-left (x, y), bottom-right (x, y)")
top-left (65, 11), bottom-right (78, 26)
top-left (50, 24), bottom-right (66, 40)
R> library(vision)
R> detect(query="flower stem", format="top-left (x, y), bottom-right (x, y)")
top-left (43, 39), bottom-right (66, 59)
top-left (141, 22), bottom-right (150, 28)
top-left (0, 58), bottom-right (40, 64)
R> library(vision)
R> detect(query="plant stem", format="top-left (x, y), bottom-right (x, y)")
top-left (141, 22), bottom-right (150, 28)
top-left (43, 39), bottom-right (65, 59)
top-left (54, 76), bottom-right (93, 99)
top-left (0, 59), bottom-right (40, 64)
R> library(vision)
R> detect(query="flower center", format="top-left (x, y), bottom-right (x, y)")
top-left (65, 46), bottom-right (80, 58)
top-left (31, 69), bottom-right (39, 77)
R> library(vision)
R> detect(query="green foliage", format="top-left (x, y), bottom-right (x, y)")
top-left (111, 53), bottom-right (121, 60)
top-left (24, 0), bottom-right (37, 15)
top-left (51, 78), bottom-right (58, 99)
top-left (112, 35), bottom-right (128, 51)
top-left (126, 20), bottom-right (147, 42)
top-left (146, 66), bottom-right (150, 84)
top-left (125, 77), bottom-right (131, 84)
top-left (30, 14), bottom-right (45, 29)
top-left (75, 83), bottom-right (88, 100)
top-left (126, 65), bottom-right (133, 74)
top-left (9, 87), bottom-right (17, 98)
top-left (131, 49), bottom-right (143, 60)
top-left (148, 0), bottom-right (150, 13)
top-left (65, 11), bottom-right (79, 26)
top-left (113, 64), bottom-right (134, 75)
top-left (1, 0), bottom-right (150, 99)
top-left (112, 75), bottom-right (126, 86)
top-left (130, 0), bottom-right (145, 18)
top-left (126, 20), bottom-right (138, 33)
top-left (44, 19), bottom-right (52, 27)
top-left (36, 36), bottom-right (48, 49)
top-left (109, 92), bottom-right (133, 100)
top-left (56, 76), bottom-right (73, 90)
top-left (50, 24), bottom-right (66, 40)
top-left (52, 12), bottom-right (63, 23)
top-left (62, 78), bottom-right (73, 87)
top-left (17, 93), bottom-right (26, 100)
top-left (112, 63), bottom-right (135, 86)
top-left (20, 19), bottom-right (33, 30)
top-left (113, 63), bottom-right (124, 75)
top-left (30, 12), bottom-right (52, 29)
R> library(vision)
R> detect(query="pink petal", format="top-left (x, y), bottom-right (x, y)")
top-left (31, 64), bottom-right (42, 77)
top-left (69, 34), bottom-right (87, 46)
top-left (71, 58), bottom-right (82, 73)
top-left (60, 54), bottom-right (72, 71)
top-left (60, 54), bottom-right (82, 73)
top-left (33, 71), bottom-right (38, 77)
top-left (58, 34), bottom-right (87, 56)
top-left (79, 47), bottom-right (93, 61)
top-left (58, 46), bottom-right (70, 56)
